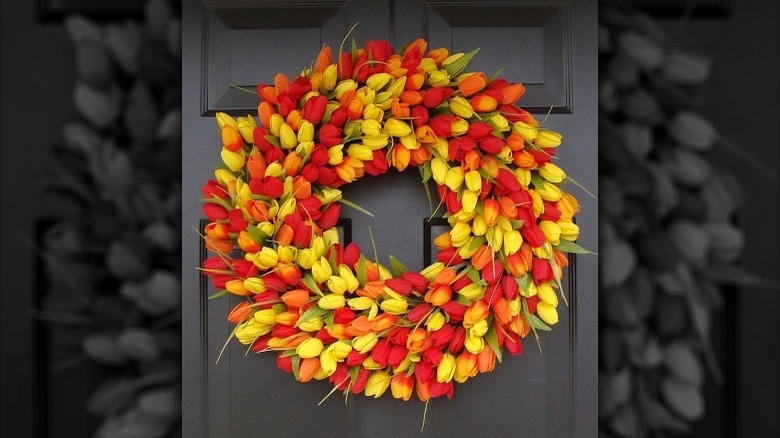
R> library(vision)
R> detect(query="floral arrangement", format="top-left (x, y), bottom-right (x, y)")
top-left (39, 0), bottom-right (181, 436)
top-left (201, 36), bottom-right (589, 403)
top-left (599, 4), bottom-right (756, 436)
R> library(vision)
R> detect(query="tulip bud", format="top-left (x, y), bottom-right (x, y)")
top-left (449, 222), bottom-right (471, 248)
top-left (436, 353), bottom-right (456, 383)
top-left (449, 95), bottom-right (474, 118)
top-left (537, 301), bottom-right (558, 325)
top-left (380, 298), bottom-right (409, 315)
top-left (312, 257), bottom-right (333, 283)
top-left (513, 121), bottom-right (538, 142)
top-left (322, 64), bottom-right (338, 90)
top-left (391, 374), bottom-right (414, 401)
top-left (253, 247), bottom-right (279, 270)
top-left (384, 118), bottom-right (412, 137)
top-left (428, 70), bottom-right (450, 87)
top-left (425, 312), bottom-right (446, 331)
top-left (464, 170), bottom-right (482, 192)
top-left (535, 130), bottom-right (563, 148)
top-left (352, 332), bottom-right (379, 354)
top-left (296, 338), bottom-right (324, 359)
top-left (318, 293), bottom-right (346, 310)
top-left (367, 72), bottom-right (392, 90)
top-left (364, 370), bottom-right (392, 398)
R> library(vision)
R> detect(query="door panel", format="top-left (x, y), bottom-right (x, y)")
top-left (182, 0), bottom-right (597, 436)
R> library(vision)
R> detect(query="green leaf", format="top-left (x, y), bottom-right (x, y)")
top-left (279, 349), bottom-right (297, 358)
top-left (487, 66), bottom-right (506, 83)
top-left (301, 274), bottom-right (323, 296)
top-left (510, 220), bottom-right (525, 229)
top-left (422, 178), bottom-right (434, 215)
top-left (357, 254), bottom-right (368, 287)
top-left (339, 198), bottom-right (375, 217)
top-left (420, 162), bottom-right (432, 183)
top-left (466, 267), bottom-right (482, 285)
top-left (406, 362), bottom-right (416, 377)
top-left (291, 355), bottom-right (301, 381)
top-left (201, 196), bottom-right (234, 212)
top-left (455, 294), bottom-right (472, 306)
top-left (555, 240), bottom-right (597, 255)
top-left (389, 255), bottom-right (409, 277)
top-left (443, 47), bottom-right (480, 76)
top-left (467, 235), bottom-right (486, 252)
top-left (264, 134), bottom-right (280, 147)
top-left (485, 324), bottom-right (503, 364)
top-left (296, 305), bottom-right (328, 328)
top-left (516, 274), bottom-right (533, 296)
top-left (246, 224), bottom-right (267, 246)
top-left (527, 313), bottom-right (552, 331)
top-left (324, 312), bottom-right (336, 332)
top-left (564, 175), bottom-right (596, 199)
top-left (208, 290), bottom-right (228, 300)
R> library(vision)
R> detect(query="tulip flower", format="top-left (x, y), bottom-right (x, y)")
top-left (296, 338), bottom-right (324, 359)
top-left (436, 352), bottom-right (456, 383)
top-left (352, 332), bottom-right (379, 354)
top-left (454, 352), bottom-right (478, 382)
top-left (458, 72), bottom-right (487, 97)
top-left (391, 374), bottom-right (414, 401)
top-left (318, 293), bottom-right (346, 310)
top-left (297, 357), bottom-right (320, 382)
top-left (365, 370), bottom-right (392, 398)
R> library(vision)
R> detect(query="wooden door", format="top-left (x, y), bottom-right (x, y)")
top-left (181, 0), bottom-right (597, 436)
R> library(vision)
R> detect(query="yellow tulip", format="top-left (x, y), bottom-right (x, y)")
top-left (462, 190), bottom-right (478, 213)
top-left (348, 296), bottom-right (374, 311)
top-left (536, 182), bottom-right (562, 202)
top-left (428, 70), bottom-right (450, 87)
top-left (322, 64), bottom-right (337, 90)
top-left (486, 226), bottom-right (503, 252)
top-left (235, 319), bottom-right (269, 344)
top-left (451, 118), bottom-right (469, 136)
top-left (253, 308), bottom-right (277, 325)
top-left (331, 340), bottom-right (353, 360)
top-left (253, 247), bottom-right (279, 269)
top-left (296, 248), bottom-right (317, 270)
top-left (327, 276), bottom-right (347, 295)
top-left (319, 349), bottom-right (337, 376)
top-left (513, 121), bottom-right (537, 141)
top-left (458, 283), bottom-right (484, 301)
top-left (539, 162), bottom-right (566, 183)
top-left (535, 130), bottom-right (562, 148)
top-left (436, 353), bottom-right (456, 383)
top-left (216, 112), bottom-right (237, 129)
top-left (298, 316), bottom-right (324, 332)
top-left (464, 170), bottom-right (482, 192)
top-left (420, 262), bottom-right (445, 281)
top-left (352, 332), bottom-right (379, 354)
top-left (450, 222), bottom-right (472, 247)
top-left (425, 312), bottom-right (446, 331)
top-left (367, 73), bottom-right (392, 90)
top-left (384, 118), bottom-right (412, 137)
top-left (221, 149), bottom-right (244, 172)
top-left (472, 215), bottom-right (487, 236)
top-left (503, 230), bottom-right (523, 255)
top-left (236, 115), bottom-right (256, 143)
top-left (243, 277), bottom-right (266, 294)
top-left (365, 370), bottom-right (392, 398)
top-left (312, 257), bottom-right (332, 283)
top-left (363, 104), bottom-right (384, 121)
top-left (471, 319), bottom-right (488, 337)
top-left (539, 220), bottom-right (562, 246)
top-left (464, 334), bottom-right (484, 354)
top-left (380, 298), bottom-right (408, 315)
top-left (444, 166), bottom-right (464, 191)
top-left (537, 301), bottom-right (558, 325)
top-left (537, 282), bottom-right (559, 306)
top-left (334, 80), bottom-right (357, 99)
top-left (296, 338), bottom-right (324, 359)
top-left (347, 143), bottom-right (373, 161)
top-left (339, 266), bottom-right (359, 292)
top-left (279, 123), bottom-right (297, 149)
top-left (449, 95), bottom-right (474, 118)
top-left (558, 221), bottom-right (580, 241)
top-left (431, 157), bottom-right (448, 185)
top-left (318, 293), bottom-right (345, 310)
top-left (269, 113), bottom-right (284, 136)
top-left (490, 113), bottom-right (509, 131)
top-left (298, 120), bottom-right (314, 142)
top-left (361, 119), bottom-right (382, 137)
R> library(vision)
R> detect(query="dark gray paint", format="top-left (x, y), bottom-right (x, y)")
top-left (182, 0), bottom-right (597, 436)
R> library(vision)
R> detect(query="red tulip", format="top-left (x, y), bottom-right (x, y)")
top-left (430, 323), bottom-right (455, 349)
top-left (303, 94), bottom-right (327, 124)
top-left (276, 352), bottom-right (293, 372)
top-left (440, 300), bottom-right (467, 323)
top-left (350, 367), bottom-right (371, 394)
top-left (521, 224), bottom-right (547, 247)
top-left (448, 326), bottom-right (467, 354)
top-left (329, 363), bottom-right (351, 390)
top-left (203, 203), bottom-right (228, 221)
top-left (532, 258), bottom-right (554, 284)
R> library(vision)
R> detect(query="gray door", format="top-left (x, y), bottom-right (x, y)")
top-left (182, 0), bottom-right (597, 436)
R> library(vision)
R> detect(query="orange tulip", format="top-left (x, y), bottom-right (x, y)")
top-left (425, 284), bottom-right (452, 306)
top-left (346, 316), bottom-right (372, 337)
top-left (245, 200), bottom-right (269, 222)
top-left (554, 250), bottom-right (570, 268)
top-left (410, 144), bottom-right (432, 165)
top-left (276, 224), bottom-right (294, 245)
top-left (491, 297), bottom-right (511, 325)
top-left (359, 282), bottom-right (385, 300)
top-left (483, 199), bottom-right (500, 226)
top-left (470, 245), bottom-right (493, 271)
top-left (404, 38), bottom-right (428, 58)
top-left (281, 289), bottom-right (310, 309)
top-left (274, 73), bottom-right (291, 94)
top-left (237, 231), bottom-right (260, 253)
top-left (477, 347), bottom-right (496, 373)
top-left (283, 152), bottom-right (302, 176)
top-left (498, 196), bottom-right (518, 219)
top-left (286, 110), bottom-right (303, 131)
top-left (501, 83), bottom-right (526, 105)
top-left (427, 48), bottom-right (449, 66)
top-left (407, 328), bottom-right (433, 353)
top-left (458, 72), bottom-right (487, 97)
top-left (505, 252), bottom-right (527, 277)
top-left (463, 150), bottom-right (480, 171)
top-left (292, 176), bottom-right (311, 199)
top-left (400, 90), bottom-right (423, 105)
top-left (246, 153), bottom-right (267, 180)
top-left (415, 379), bottom-right (431, 402)
top-left (390, 98), bottom-right (411, 118)
top-left (414, 125), bottom-right (437, 145)
top-left (204, 222), bottom-right (230, 240)
top-left (222, 125), bottom-right (244, 152)
top-left (433, 267), bottom-right (457, 285)
top-left (513, 149), bottom-right (536, 169)
top-left (298, 357), bottom-right (320, 382)
top-left (314, 46), bottom-right (332, 73)
top-left (370, 313), bottom-right (398, 332)
top-left (455, 352), bottom-right (478, 381)
top-left (479, 155), bottom-right (499, 178)
top-left (471, 94), bottom-right (497, 112)
top-left (259, 85), bottom-right (278, 105)
top-left (258, 101), bottom-right (275, 128)
top-left (277, 264), bottom-right (302, 286)
top-left (463, 300), bottom-right (489, 327)
top-left (275, 311), bottom-right (300, 326)
top-left (206, 238), bottom-right (234, 254)
top-left (391, 374), bottom-right (414, 401)
top-left (406, 71), bottom-right (426, 91)
top-left (392, 144), bottom-right (411, 171)
top-left (506, 133), bottom-right (525, 152)
top-left (228, 301), bottom-right (254, 323)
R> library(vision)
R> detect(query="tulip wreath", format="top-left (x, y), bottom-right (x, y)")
top-left (200, 37), bottom-right (589, 402)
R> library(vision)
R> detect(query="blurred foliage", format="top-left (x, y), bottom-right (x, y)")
top-left (38, 0), bottom-right (182, 437)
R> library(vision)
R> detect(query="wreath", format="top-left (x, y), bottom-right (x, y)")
top-left (200, 37), bottom-right (588, 402)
